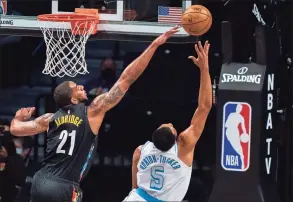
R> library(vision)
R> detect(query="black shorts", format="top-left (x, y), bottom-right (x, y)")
top-left (30, 171), bottom-right (82, 202)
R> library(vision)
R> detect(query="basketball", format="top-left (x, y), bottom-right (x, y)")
top-left (240, 133), bottom-right (250, 143)
top-left (181, 5), bottom-right (212, 36)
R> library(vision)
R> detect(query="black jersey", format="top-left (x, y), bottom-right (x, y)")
top-left (40, 103), bottom-right (98, 183)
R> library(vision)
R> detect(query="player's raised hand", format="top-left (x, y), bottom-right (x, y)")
top-left (15, 107), bottom-right (36, 121)
top-left (153, 25), bottom-right (180, 46)
top-left (188, 41), bottom-right (210, 70)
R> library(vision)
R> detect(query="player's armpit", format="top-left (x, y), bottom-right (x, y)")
top-left (179, 106), bottom-right (211, 149)
top-left (10, 113), bottom-right (54, 136)
top-left (131, 146), bottom-right (141, 189)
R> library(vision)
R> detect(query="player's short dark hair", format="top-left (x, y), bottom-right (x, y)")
top-left (53, 81), bottom-right (73, 108)
top-left (152, 127), bottom-right (176, 152)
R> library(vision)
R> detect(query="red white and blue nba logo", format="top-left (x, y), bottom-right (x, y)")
top-left (0, 0), bottom-right (7, 15)
top-left (221, 102), bottom-right (251, 172)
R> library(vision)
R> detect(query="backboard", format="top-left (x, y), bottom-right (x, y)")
top-left (0, 0), bottom-right (198, 42)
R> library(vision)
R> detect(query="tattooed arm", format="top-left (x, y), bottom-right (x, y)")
top-left (88, 26), bottom-right (180, 115)
top-left (11, 109), bottom-right (54, 136)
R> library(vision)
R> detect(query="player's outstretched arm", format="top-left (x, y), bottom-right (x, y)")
top-left (10, 107), bottom-right (53, 136)
top-left (179, 41), bottom-right (212, 149)
top-left (88, 26), bottom-right (180, 115)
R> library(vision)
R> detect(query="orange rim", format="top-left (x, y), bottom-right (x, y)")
top-left (37, 13), bottom-right (97, 22)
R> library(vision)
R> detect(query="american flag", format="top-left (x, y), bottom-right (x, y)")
top-left (158, 6), bottom-right (182, 24)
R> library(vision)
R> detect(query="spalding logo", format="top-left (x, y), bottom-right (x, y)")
top-left (237, 67), bottom-right (248, 75)
top-left (221, 67), bottom-right (262, 84)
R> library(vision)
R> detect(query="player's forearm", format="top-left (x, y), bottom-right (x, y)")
top-left (198, 68), bottom-right (212, 109)
top-left (90, 42), bottom-right (158, 112)
top-left (11, 113), bottom-right (52, 136)
top-left (10, 119), bottom-right (36, 136)
top-left (120, 42), bottom-right (159, 85)
top-left (191, 68), bottom-right (212, 123)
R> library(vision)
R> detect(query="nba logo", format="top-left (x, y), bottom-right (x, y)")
top-left (221, 102), bottom-right (251, 172)
top-left (0, 0), bottom-right (7, 15)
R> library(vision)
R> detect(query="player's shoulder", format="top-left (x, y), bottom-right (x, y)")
top-left (141, 141), bottom-right (153, 149)
top-left (139, 141), bottom-right (155, 154)
top-left (49, 111), bottom-right (59, 121)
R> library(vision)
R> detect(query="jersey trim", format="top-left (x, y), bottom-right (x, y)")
top-left (141, 141), bottom-right (150, 152)
top-left (79, 106), bottom-right (96, 181)
top-left (79, 143), bottom-right (95, 181)
top-left (136, 188), bottom-right (163, 202)
top-left (139, 141), bottom-right (150, 159)
top-left (174, 143), bottom-right (178, 156)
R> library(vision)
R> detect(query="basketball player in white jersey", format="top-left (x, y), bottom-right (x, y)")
top-left (224, 104), bottom-right (248, 169)
top-left (123, 41), bottom-right (212, 202)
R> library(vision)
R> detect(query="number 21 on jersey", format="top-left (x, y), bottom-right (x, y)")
top-left (56, 130), bottom-right (76, 156)
top-left (150, 166), bottom-right (164, 190)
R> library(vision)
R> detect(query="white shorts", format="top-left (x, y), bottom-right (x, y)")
top-left (123, 189), bottom-right (146, 202)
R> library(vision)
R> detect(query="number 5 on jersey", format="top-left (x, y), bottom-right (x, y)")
top-left (150, 166), bottom-right (164, 190)
top-left (56, 130), bottom-right (76, 156)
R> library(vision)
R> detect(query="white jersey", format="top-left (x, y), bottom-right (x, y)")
top-left (135, 141), bottom-right (192, 201)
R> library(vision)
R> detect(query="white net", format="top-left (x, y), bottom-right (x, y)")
top-left (38, 18), bottom-right (96, 77)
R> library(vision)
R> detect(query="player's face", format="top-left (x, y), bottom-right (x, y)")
top-left (70, 82), bottom-right (88, 102)
top-left (159, 123), bottom-right (178, 137)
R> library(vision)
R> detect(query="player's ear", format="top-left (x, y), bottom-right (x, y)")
top-left (71, 97), bottom-right (79, 104)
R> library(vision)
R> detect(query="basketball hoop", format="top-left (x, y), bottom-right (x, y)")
top-left (37, 9), bottom-right (99, 77)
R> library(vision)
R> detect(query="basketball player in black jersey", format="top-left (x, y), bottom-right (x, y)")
top-left (10, 26), bottom-right (180, 202)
